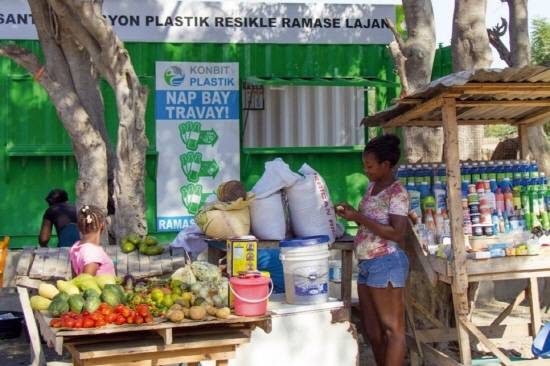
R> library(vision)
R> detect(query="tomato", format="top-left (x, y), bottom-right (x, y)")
top-left (83, 318), bottom-right (95, 328)
top-left (126, 315), bottom-right (135, 324)
top-left (62, 318), bottom-right (75, 328)
top-left (91, 312), bottom-right (104, 322)
top-left (115, 315), bottom-right (126, 325)
top-left (136, 304), bottom-right (149, 317)
top-left (114, 304), bottom-right (125, 314)
top-left (106, 313), bottom-right (117, 324)
top-left (135, 316), bottom-right (144, 325)
top-left (73, 318), bottom-right (83, 328)
top-left (101, 307), bottom-right (113, 316)
top-left (144, 315), bottom-right (153, 324)
top-left (121, 307), bottom-right (131, 318)
top-left (94, 319), bottom-right (106, 328)
top-left (66, 311), bottom-right (78, 319)
top-left (82, 310), bottom-right (90, 317)
top-left (50, 319), bottom-right (62, 328)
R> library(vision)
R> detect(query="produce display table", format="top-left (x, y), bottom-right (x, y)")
top-left (13, 246), bottom-right (271, 366)
top-left (206, 237), bottom-right (355, 309)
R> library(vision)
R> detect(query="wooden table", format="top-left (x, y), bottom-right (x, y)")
top-left (14, 246), bottom-right (272, 366)
top-left (207, 238), bottom-right (355, 308)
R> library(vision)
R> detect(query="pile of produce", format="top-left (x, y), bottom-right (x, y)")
top-left (120, 234), bottom-right (165, 256)
top-left (31, 274), bottom-right (155, 329)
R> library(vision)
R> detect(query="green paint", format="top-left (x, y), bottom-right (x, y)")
top-left (0, 40), bottom-right (452, 247)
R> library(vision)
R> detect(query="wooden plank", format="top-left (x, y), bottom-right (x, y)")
top-left (385, 95), bottom-right (444, 127)
top-left (407, 223), bottom-right (438, 287)
top-left (149, 251), bottom-right (163, 276)
top-left (116, 248), bottom-right (128, 276)
top-left (55, 247), bottom-right (70, 279)
top-left (468, 269), bottom-right (550, 283)
top-left (442, 95), bottom-right (471, 365)
top-left (490, 288), bottom-right (526, 327)
top-left (17, 286), bottom-right (46, 366)
top-left (516, 107), bottom-right (550, 125)
top-left (519, 124), bottom-right (530, 159)
top-left (29, 248), bottom-right (48, 279)
top-left (127, 250), bottom-right (140, 277)
top-left (419, 342), bottom-right (461, 366)
top-left (465, 254), bottom-right (550, 275)
top-left (460, 318), bottom-right (512, 366)
top-left (171, 247), bottom-right (188, 269)
top-left (456, 99), bottom-right (550, 107)
top-left (156, 328), bottom-right (173, 345)
top-left (527, 276), bottom-right (542, 338)
top-left (157, 249), bottom-right (173, 275)
top-left (138, 252), bottom-right (151, 277)
top-left (15, 276), bottom-right (42, 289)
top-left (341, 247), bottom-right (353, 307)
top-left (72, 330), bottom-right (247, 359)
top-left (16, 248), bottom-right (35, 276)
top-left (74, 347), bottom-right (235, 366)
top-left (42, 248), bottom-right (60, 280)
top-left (409, 296), bottom-right (445, 329)
top-left (442, 97), bottom-right (468, 297)
top-left (416, 323), bottom-right (532, 343)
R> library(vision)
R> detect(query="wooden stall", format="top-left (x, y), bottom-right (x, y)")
top-left (15, 247), bottom-right (271, 366)
top-left (362, 66), bottom-right (550, 366)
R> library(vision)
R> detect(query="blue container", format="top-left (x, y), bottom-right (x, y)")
top-left (532, 322), bottom-right (550, 358)
top-left (530, 162), bottom-right (540, 178)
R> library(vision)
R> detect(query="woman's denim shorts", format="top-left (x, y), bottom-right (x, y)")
top-left (357, 249), bottom-right (409, 288)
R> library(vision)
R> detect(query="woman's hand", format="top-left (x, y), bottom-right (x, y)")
top-left (335, 202), bottom-right (359, 222)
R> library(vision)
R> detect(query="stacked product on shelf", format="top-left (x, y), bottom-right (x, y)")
top-left (401, 160), bottom-right (550, 259)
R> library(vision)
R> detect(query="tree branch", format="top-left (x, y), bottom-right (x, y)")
top-left (385, 17), bottom-right (407, 53)
top-left (388, 41), bottom-right (411, 97)
top-left (0, 44), bottom-right (44, 75)
top-left (487, 18), bottom-right (512, 66)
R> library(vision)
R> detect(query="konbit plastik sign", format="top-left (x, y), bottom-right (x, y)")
top-left (0, 1), bottom-right (395, 44)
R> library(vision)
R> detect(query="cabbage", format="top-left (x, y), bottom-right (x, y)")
top-left (95, 274), bottom-right (116, 289)
top-left (171, 265), bottom-right (197, 286)
top-left (190, 261), bottom-right (221, 282)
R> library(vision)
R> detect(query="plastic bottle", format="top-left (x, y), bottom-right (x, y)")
top-left (434, 210), bottom-right (445, 243)
top-left (530, 188), bottom-right (540, 216)
top-left (546, 186), bottom-right (550, 212)
top-left (520, 160), bottom-right (530, 187)
top-left (480, 161), bottom-right (489, 181)
top-left (504, 183), bottom-right (514, 216)
top-left (461, 163), bottom-right (472, 197)
top-left (437, 164), bottom-right (447, 185)
top-left (496, 161), bottom-right (505, 186)
top-left (504, 160), bottom-right (514, 181)
top-left (433, 180), bottom-right (447, 213)
top-left (397, 165), bottom-right (408, 185)
top-left (484, 180), bottom-right (496, 211)
top-left (492, 210), bottom-right (499, 234)
top-left (495, 187), bottom-right (505, 214)
top-left (471, 162), bottom-right (481, 184)
top-left (513, 161), bottom-right (523, 188)
top-left (512, 186), bottom-right (522, 211)
top-left (407, 183), bottom-right (422, 218)
top-left (419, 181), bottom-right (431, 199)
top-left (487, 162), bottom-right (498, 192)
top-left (407, 165), bottom-right (417, 185)
top-left (521, 186), bottom-right (530, 213)
top-left (424, 208), bottom-right (436, 232)
top-left (530, 161), bottom-right (539, 179)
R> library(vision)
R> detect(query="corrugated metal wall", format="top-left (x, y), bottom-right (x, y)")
top-left (0, 41), bottom-right (451, 247)
top-left (244, 86), bottom-right (364, 147)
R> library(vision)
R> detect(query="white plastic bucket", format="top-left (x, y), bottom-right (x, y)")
top-left (279, 235), bottom-right (330, 305)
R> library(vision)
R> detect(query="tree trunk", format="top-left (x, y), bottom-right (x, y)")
top-left (508, 0), bottom-right (530, 67)
top-left (452, 0), bottom-right (493, 161)
top-left (386, 0), bottom-right (442, 163)
top-left (28, 0), bottom-right (108, 210)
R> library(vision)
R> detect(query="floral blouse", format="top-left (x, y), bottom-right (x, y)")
top-left (354, 180), bottom-right (409, 260)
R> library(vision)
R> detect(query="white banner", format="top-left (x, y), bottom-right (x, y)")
top-left (0, 1), bottom-right (395, 44)
top-left (155, 62), bottom-right (240, 232)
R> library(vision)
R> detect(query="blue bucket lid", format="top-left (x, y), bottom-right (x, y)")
top-left (279, 235), bottom-right (330, 248)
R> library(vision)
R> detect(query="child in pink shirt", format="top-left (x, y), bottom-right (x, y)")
top-left (70, 205), bottom-right (115, 276)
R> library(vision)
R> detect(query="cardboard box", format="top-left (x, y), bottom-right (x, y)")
top-left (226, 236), bottom-right (258, 276)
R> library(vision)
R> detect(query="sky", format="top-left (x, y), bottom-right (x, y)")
top-left (432, 0), bottom-right (550, 67)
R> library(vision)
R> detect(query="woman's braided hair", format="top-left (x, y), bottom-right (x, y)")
top-left (77, 205), bottom-right (105, 234)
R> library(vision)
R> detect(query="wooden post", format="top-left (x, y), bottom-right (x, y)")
top-left (17, 286), bottom-right (46, 366)
top-left (518, 125), bottom-right (530, 159)
top-left (527, 276), bottom-right (542, 338)
top-left (442, 97), bottom-right (471, 365)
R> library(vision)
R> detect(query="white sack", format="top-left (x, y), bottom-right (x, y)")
top-left (285, 163), bottom-right (338, 243)
top-left (250, 192), bottom-right (288, 240)
top-left (252, 158), bottom-right (301, 198)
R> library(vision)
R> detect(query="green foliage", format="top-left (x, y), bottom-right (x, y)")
top-left (531, 18), bottom-right (550, 65)
top-left (485, 125), bottom-right (517, 138)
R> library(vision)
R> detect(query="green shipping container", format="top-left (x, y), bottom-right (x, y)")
top-left (0, 40), bottom-right (451, 248)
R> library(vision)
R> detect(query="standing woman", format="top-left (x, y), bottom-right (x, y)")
top-left (336, 134), bottom-right (410, 366)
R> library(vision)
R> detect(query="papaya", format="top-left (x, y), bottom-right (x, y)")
top-left (84, 296), bottom-right (101, 313)
top-left (48, 298), bottom-right (69, 317)
top-left (68, 294), bottom-right (85, 313)
top-left (30, 295), bottom-right (51, 311)
top-left (38, 283), bottom-right (59, 300)
top-left (56, 280), bottom-right (79, 296)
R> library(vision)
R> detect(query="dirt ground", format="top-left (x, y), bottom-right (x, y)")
top-left (1, 291), bottom-right (548, 365)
